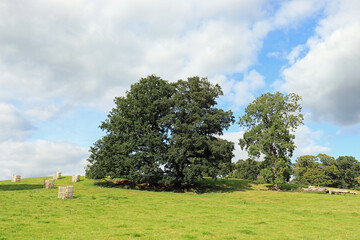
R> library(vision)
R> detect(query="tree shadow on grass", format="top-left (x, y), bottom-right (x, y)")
top-left (94, 178), bottom-right (258, 194)
top-left (193, 178), bottom-right (257, 194)
top-left (0, 184), bottom-right (43, 191)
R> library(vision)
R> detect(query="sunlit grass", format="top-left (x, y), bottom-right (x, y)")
top-left (1, 176), bottom-right (359, 239)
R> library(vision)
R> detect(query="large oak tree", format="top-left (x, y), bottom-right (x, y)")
top-left (86, 75), bottom-right (234, 188)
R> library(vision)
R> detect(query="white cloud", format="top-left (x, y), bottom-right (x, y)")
top-left (0, 0), bottom-right (333, 117)
top-left (222, 131), bottom-right (249, 162)
top-left (287, 44), bottom-right (306, 65)
top-left (315, 0), bottom-right (360, 37)
top-left (281, 0), bottom-right (360, 126)
top-left (220, 70), bottom-right (265, 108)
top-left (282, 23), bottom-right (360, 125)
top-left (0, 140), bottom-right (88, 180)
top-left (0, 103), bottom-right (33, 141)
top-left (24, 103), bottom-right (74, 122)
top-left (0, 0), bottom-right (269, 110)
top-left (272, 0), bottom-right (326, 29)
top-left (245, 69), bottom-right (266, 90)
top-left (293, 125), bottom-right (330, 156)
top-left (209, 75), bottom-right (234, 96)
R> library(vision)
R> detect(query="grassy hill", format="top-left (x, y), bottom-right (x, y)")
top-left (0, 177), bottom-right (359, 239)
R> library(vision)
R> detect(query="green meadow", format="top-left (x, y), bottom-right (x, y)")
top-left (1, 177), bottom-right (359, 240)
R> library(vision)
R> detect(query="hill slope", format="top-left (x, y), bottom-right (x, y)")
top-left (0, 177), bottom-right (359, 239)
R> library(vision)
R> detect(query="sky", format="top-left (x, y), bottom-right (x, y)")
top-left (1, 0), bottom-right (360, 180)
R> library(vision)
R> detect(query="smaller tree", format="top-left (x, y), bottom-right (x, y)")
top-left (336, 156), bottom-right (360, 189)
top-left (293, 154), bottom-right (360, 188)
top-left (238, 92), bottom-right (304, 190)
top-left (318, 154), bottom-right (340, 187)
top-left (294, 155), bottom-right (330, 186)
top-left (232, 158), bottom-right (260, 180)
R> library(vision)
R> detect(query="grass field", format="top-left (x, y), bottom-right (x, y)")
top-left (1, 177), bottom-right (359, 240)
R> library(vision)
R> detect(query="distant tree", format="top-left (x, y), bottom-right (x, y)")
top-left (238, 92), bottom-right (304, 190)
top-left (318, 154), bottom-right (340, 187)
top-left (86, 75), bottom-right (235, 188)
top-left (232, 158), bottom-right (260, 181)
top-left (294, 155), bottom-right (330, 186)
top-left (293, 154), bottom-right (360, 189)
top-left (356, 176), bottom-right (360, 186)
top-left (336, 156), bottom-right (360, 189)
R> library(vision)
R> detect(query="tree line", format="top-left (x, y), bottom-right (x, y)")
top-left (232, 154), bottom-right (360, 189)
top-left (86, 75), bottom-right (304, 190)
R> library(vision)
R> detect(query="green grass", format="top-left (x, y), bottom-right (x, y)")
top-left (1, 177), bottom-right (359, 239)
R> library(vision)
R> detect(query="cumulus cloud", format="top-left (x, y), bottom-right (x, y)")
top-left (212, 70), bottom-right (265, 109)
top-left (0, 140), bottom-right (88, 180)
top-left (25, 103), bottom-right (74, 122)
top-left (0, 103), bottom-right (33, 141)
top-left (282, 0), bottom-right (360, 126)
top-left (272, 0), bottom-right (326, 29)
top-left (0, 102), bottom-right (88, 181)
top-left (232, 70), bottom-right (266, 106)
top-left (0, 0), bottom-right (326, 115)
top-left (293, 125), bottom-right (330, 157)
top-left (287, 44), bottom-right (306, 65)
top-left (221, 131), bottom-right (249, 162)
top-left (0, 0), bottom-right (269, 111)
top-left (315, 0), bottom-right (360, 37)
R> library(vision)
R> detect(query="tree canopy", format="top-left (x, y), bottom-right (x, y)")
top-left (86, 75), bottom-right (234, 188)
top-left (238, 92), bottom-right (304, 190)
top-left (294, 154), bottom-right (360, 189)
top-left (336, 156), bottom-right (360, 189)
top-left (293, 154), bottom-right (334, 186)
top-left (232, 158), bottom-right (260, 181)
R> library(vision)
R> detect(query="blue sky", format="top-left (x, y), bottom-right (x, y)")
top-left (1, 0), bottom-right (359, 180)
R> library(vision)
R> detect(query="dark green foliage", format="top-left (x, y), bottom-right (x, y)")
top-left (278, 182), bottom-right (307, 191)
top-left (86, 76), bottom-right (173, 185)
top-left (318, 154), bottom-right (340, 187)
top-left (336, 156), bottom-right (360, 189)
top-left (164, 77), bottom-right (235, 186)
top-left (259, 159), bottom-right (292, 183)
top-left (238, 92), bottom-right (303, 189)
top-left (232, 158), bottom-right (260, 180)
top-left (293, 155), bottom-right (333, 186)
top-left (86, 75), bottom-right (234, 188)
top-left (294, 154), bottom-right (360, 189)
